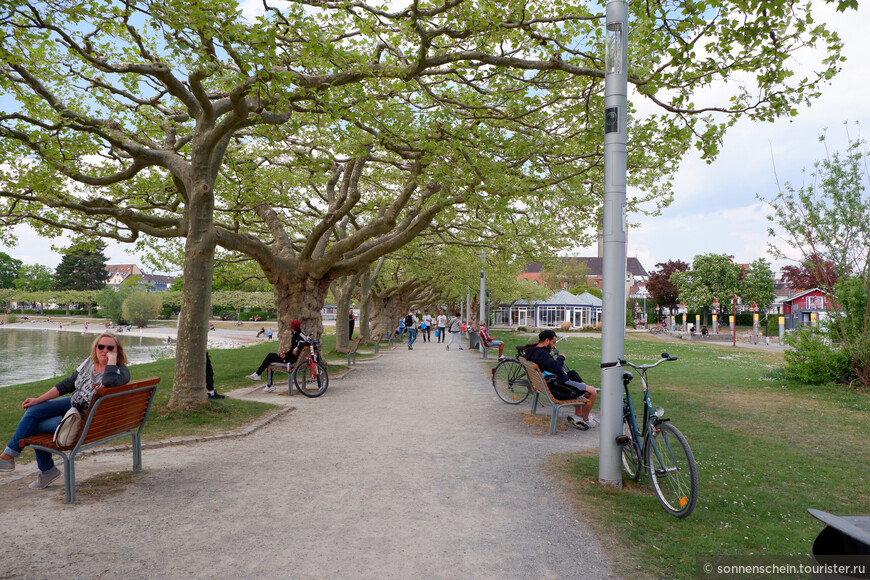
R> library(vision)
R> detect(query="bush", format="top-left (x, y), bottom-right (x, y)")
top-left (766, 315), bottom-right (781, 338)
top-left (122, 292), bottom-right (162, 327)
top-left (782, 329), bottom-right (854, 385)
top-left (5, 314), bottom-right (18, 323)
top-left (516, 326), bottom-right (527, 332)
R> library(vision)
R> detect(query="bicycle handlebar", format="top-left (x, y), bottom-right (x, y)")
top-left (600, 352), bottom-right (677, 370)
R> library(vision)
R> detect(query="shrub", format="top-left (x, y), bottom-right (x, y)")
top-left (5, 314), bottom-right (18, 323)
top-left (516, 326), bottom-right (527, 332)
top-left (121, 291), bottom-right (162, 327)
top-left (782, 328), bottom-right (854, 385)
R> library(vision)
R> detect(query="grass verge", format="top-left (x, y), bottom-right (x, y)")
top-left (1, 340), bottom-right (349, 464)
top-left (491, 330), bottom-right (870, 579)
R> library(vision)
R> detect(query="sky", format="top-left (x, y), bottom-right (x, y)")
top-left (1, 2), bottom-right (867, 278)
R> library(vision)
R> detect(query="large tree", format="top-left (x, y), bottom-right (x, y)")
top-left (741, 258), bottom-right (776, 312)
top-left (671, 254), bottom-right (742, 313)
top-left (647, 260), bottom-right (689, 309)
top-left (780, 253), bottom-right (840, 292)
top-left (0, 251), bottom-right (22, 288)
top-left (764, 131), bottom-right (870, 387)
top-left (54, 241), bottom-right (110, 290)
top-left (0, 0), bottom-right (846, 409)
top-left (13, 264), bottom-right (54, 292)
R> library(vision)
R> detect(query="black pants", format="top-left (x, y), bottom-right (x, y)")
top-left (206, 352), bottom-right (214, 391)
top-left (256, 352), bottom-right (297, 375)
top-left (349, 320), bottom-right (355, 338)
top-left (422, 327), bottom-right (431, 342)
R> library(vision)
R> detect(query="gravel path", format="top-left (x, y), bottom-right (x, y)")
top-left (1, 338), bottom-right (616, 579)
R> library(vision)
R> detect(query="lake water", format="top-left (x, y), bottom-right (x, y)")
top-left (0, 328), bottom-right (169, 388)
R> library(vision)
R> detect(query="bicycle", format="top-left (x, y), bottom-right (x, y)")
top-left (491, 336), bottom-right (569, 404)
top-left (292, 339), bottom-right (329, 397)
top-left (601, 352), bottom-right (699, 518)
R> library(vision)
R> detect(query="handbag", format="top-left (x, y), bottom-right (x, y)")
top-left (434, 329), bottom-right (439, 337)
top-left (53, 407), bottom-right (84, 447)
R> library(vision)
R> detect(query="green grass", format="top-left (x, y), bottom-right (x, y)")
top-left (487, 331), bottom-right (869, 579)
top-left (1, 340), bottom-right (351, 465)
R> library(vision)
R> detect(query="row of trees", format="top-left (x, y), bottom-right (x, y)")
top-left (0, 0), bottom-right (849, 408)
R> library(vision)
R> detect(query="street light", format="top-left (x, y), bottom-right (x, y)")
top-left (679, 301), bottom-right (687, 333)
top-left (655, 304), bottom-right (660, 328)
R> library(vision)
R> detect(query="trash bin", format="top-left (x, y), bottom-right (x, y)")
top-left (808, 509), bottom-right (870, 579)
top-left (467, 331), bottom-right (479, 349)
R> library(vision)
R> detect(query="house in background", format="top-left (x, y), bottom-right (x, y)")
top-left (105, 264), bottom-right (175, 292)
top-left (105, 264), bottom-right (143, 290)
top-left (519, 256), bottom-right (649, 301)
top-left (782, 288), bottom-right (832, 330)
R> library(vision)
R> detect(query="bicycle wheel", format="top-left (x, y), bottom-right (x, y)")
top-left (492, 359), bottom-right (531, 404)
top-left (644, 422), bottom-right (699, 518)
top-left (292, 358), bottom-right (329, 397)
top-left (620, 418), bottom-right (642, 481)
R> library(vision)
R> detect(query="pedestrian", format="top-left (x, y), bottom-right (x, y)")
top-left (436, 309), bottom-right (447, 343)
top-left (205, 352), bottom-right (225, 399)
top-left (256, 327), bottom-right (265, 338)
top-left (445, 312), bottom-right (463, 351)
top-left (348, 308), bottom-right (356, 339)
top-left (421, 310), bottom-right (432, 342)
top-left (405, 309), bottom-right (418, 350)
top-left (267, 328), bottom-right (273, 340)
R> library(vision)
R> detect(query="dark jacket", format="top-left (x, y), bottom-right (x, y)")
top-left (55, 364), bottom-right (131, 396)
top-left (524, 345), bottom-right (568, 381)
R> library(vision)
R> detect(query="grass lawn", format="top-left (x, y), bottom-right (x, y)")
top-left (0, 339), bottom-right (353, 465)
top-left (489, 330), bottom-right (870, 579)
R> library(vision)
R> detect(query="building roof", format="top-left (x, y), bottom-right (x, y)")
top-left (523, 257), bottom-right (649, 278)
top-left (782, 287), bottom-right (828, 304)
top-left (513, 290), bottom-right (602, 308)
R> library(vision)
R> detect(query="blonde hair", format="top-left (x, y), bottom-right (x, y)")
top-left (90, 333), bottom-right (128, 366)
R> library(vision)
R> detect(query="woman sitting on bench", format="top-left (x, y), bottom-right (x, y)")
top-left (246, 319), bottom-right (308, 383)
top-left (0, 333), bottom-right (130, 490)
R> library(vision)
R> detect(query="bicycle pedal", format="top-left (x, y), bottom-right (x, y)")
top-left (615, 435), bottom-right (630, 446)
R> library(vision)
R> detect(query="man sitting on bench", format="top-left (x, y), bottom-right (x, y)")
top-left (478, 323), bottom-right (505, 360)
top-left (246, 319), bottom-right (308, 390)
top-left (523, 330), bottom-right (598, 431)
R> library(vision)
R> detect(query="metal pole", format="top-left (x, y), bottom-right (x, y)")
top-left (598, 0), bottom-right (628, 489)
top-left (480, 250), bottom-right (486, 352)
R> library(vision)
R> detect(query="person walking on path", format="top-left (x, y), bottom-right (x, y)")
top-left (421, 310), bottom-right (432, 342)
top-left (405, 309), bottom-right (418, 350)
top-left (436, 309), bottom-right (447, 343)
top-left (445, 312), bottom-right (464, 350)
top-left (348, 308), bottom-right (355, 339)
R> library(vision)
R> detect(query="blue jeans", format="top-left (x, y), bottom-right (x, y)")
top-left (3, 397), bottom-right (71, 472)
top-left (407, 328), bottom-right (418, 346)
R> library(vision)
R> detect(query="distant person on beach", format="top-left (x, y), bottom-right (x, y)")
top-left (246, 319), bottom-right (308, 392)
top-left (0, 333), bottom-right (130, 489)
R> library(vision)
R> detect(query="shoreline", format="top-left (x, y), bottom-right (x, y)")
top-left (0, 317), bottom-right (264, 349)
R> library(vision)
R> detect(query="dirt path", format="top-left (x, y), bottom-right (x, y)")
top-left (1, 338), bottom-right (616, 579)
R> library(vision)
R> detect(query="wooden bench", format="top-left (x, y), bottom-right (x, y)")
top-left (19, 377), bottom-right (161, 503)
top-left (517, 359), bottom-right (591, 435)
top-left (334, 336), bottom-right (364, 364)
top-left (360, 332), bottom-right (387, 353)
top-left (266, 346), bottom-right (310, 394)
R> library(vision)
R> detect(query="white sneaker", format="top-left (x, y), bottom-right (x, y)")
top-left (586, 416), bottom-right (599, 428)
top-left (246, 373), bottom-right (261, 381)
top-left (566, 415), bottom-right (589, 431)
top-left (263, 385), bottom-right (276, 393)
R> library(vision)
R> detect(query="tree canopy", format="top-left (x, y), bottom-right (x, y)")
top-left (646, 260), bottom-right (689, 309)
top-left (0, 0), bottom-right (848, 408)
top-left (54, 241), bottom-right (110, 290)
top-left (0, 251), bottom-right (22, 288)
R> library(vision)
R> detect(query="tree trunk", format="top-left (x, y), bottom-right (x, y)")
top-left (168, 181), bottom-right (216, 411)
top-left (273, 274), bottom-right (331, 351)
top-left (332, 272), bottom-right (363, 350)
top-left (371, 291), bottom-right (407, 338)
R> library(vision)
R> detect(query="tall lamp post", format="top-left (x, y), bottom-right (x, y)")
top-left (680, 302), bottom-right (687, 333)
top-left (598, 0), bottom-right (629, 489)
top-left (655, 304), bottom-right (660, 329)
top-left (731, 294), bottom-right (737, 346)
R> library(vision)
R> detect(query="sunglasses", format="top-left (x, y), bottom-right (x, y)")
top-left (97, 344), bottom-right (116, 351)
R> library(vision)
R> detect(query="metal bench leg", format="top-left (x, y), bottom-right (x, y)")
top-left (267, 368), bottom-right (273, 388)
top-left (549, 407), bottom-right (561, 436)
top-left (65, 453), bottom-right (76, 503)
top-left (132, 432), bottom-right (143, 472)
top-left (531, 392), bottom-right (540, 415)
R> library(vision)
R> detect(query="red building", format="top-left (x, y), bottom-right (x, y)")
top-left (782, 288), bottom-right (831, 329)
